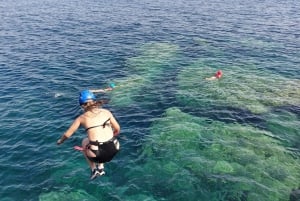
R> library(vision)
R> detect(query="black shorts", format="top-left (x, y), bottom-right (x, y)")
top-left (87, 138), bottom-right (119, 163)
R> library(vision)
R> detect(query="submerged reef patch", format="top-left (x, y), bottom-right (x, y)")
top-left (130, 107), bottom-right (300, 201)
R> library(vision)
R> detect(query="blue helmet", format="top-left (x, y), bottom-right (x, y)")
top-left (79, 90), bottom-right (96, 105)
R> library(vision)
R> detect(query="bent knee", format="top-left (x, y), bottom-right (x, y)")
top-left (82, 138), bottom-right (89, 147)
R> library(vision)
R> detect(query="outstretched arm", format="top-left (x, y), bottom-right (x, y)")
top-left (57, 117), bottom-right (81, 145)
top-left (90, 83), bottom-right (115, 93)
top-left (90, 88), bottom-right (112, 93)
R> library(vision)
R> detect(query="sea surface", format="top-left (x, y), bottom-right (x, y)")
top-left (0, 0), bottom-right (299, 201)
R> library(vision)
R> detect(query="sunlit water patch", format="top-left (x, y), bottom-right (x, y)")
top-left (0, 0), bottom-right (299, 201)
top-left (110, 42), bottom-right (179, 108)
top-left (176, 59), bottom-right (300, 114)
top-left (129, 108), bottom-right (300, 201)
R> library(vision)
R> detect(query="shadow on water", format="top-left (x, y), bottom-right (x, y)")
top-left (179, 104), bottom-right (266, 127)
top-left (274, 105), bottom-right (300, 117)
top-left (264, 105), bottom-right (300, 155)
top-left (179, 103), bottom-right (300, 157)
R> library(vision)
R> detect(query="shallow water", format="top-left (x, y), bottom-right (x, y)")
top-left (0, 0), bottom-right (299, 200)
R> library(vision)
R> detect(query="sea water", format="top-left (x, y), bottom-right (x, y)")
top-left (0, 0), bottom-right (299, 201)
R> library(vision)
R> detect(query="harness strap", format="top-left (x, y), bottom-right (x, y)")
top-left (89, 137), bottom-right (116, 146)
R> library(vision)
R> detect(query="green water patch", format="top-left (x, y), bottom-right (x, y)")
top-left (239, 37), bottom-right (284, 50)
top-left (129, 107), bottom-right (300, 201)
top-left (176, 59), bottom-right (300, 114)
top-left (47, 153), bottom-right (159, 201)
top-left (264, 109), bottom-right (300, 152)
top-left (109, 42), bottom-right (179, 108)
top-left (44, 173), bottom-right (158, 201)
top-left (192, 37), bottom-right (226, 58)
top-left (127, 42), bottom-right (179, 76)
top-left (39, 189), bottom-right (99, 201)
top-left (109, 75), bottom-right (147, 107)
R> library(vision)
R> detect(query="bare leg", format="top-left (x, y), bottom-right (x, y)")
top-left (81, 138), bottom-right (105, 171)
top-left (81, 138), bottom-right (96, 171)
top-left (205, 76), bottom-right (217, 80)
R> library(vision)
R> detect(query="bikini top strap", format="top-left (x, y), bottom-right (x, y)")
top-left (102, 118), bottom-right (110, 128)
top-left (85, 118), bottom-right (111, 131)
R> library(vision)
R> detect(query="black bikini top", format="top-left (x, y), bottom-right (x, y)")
top-left (85, 118), bottom-right (110, 131)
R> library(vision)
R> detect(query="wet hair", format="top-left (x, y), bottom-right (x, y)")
top-left (81, 99), bottom-right (109, 111)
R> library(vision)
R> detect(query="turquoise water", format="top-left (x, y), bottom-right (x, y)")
top-left (0, 0), bottom-right (299, 200)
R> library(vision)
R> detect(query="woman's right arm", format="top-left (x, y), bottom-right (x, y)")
top-left (57, 117), bottom-right (81, 145)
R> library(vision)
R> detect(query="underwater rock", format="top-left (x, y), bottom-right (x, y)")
top-left (109, 75), bottom-right (147, 107)
top-left (125, 194), bottom-right (158, 201)
top-left (39, 189), bottom-right (98, 201)
top-left (264, 109), bottom-right (300, 150)
top-left (127, 42), bottom-right (179, 75)
top-left (213, 160), bottom-right (234, 174)
top-left (133, 107), bottom-right (300, 201)
top-left (290, 188), bottom-right (300, 201)
top-left (110, 42), bottom-right (179, 108)
top-left (176, 60), bottom-right (300, 114)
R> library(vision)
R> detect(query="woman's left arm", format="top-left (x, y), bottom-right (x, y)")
top-left (110, 113), bottom-right (120, 136)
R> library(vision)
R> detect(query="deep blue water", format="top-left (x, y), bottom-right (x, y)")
top-left (0, 0), bottom-right (299, 201)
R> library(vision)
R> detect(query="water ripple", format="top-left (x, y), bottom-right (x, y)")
top-left (1, 0), bottom-right (299, 200)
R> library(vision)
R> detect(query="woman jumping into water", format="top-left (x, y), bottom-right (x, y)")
top-left (57, 90), bottom-right (121, 180)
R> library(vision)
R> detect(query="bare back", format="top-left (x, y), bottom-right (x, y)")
top-left (80, 108), bottom-right (114, 143)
